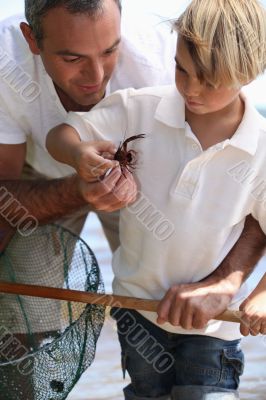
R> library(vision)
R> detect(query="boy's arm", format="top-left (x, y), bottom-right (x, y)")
top-left (46, 124), bottom-right (82, 168)
top-left (0, 139), bottom-right (137, 252)
top-left (46, 124), bottom-right (119, 181)
top-left (157, 215), bottom-right (266, 329)
top-left (239, 273), bottom-right (266, 336)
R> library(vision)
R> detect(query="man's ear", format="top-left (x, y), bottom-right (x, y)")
top-left (20, 22), bottom-right (41, 55)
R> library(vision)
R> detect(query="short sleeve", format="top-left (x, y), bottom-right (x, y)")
top-left (65, 112), bottom-right (93, 142)
top-left (0, 106), bottom-right (26, 144)
top-left (65, 89), bottom-right (130, 144)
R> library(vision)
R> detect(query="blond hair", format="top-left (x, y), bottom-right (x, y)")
top-left (174, 0), bottom-right (266, 87)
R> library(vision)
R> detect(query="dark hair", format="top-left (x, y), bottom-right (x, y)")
top-left (25, 0), bottom-right (122, 46)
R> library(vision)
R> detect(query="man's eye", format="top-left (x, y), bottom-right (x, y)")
top-left (104, 47), bottom-right (118, 55)
top-left (63, 57), bottom-right (81, 63)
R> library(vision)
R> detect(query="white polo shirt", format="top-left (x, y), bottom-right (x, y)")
top-left (66, 85), bottom-right (266, 340)
top-left (0, 14), bottom-right (175, 178)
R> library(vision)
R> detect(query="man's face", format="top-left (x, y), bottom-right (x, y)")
top-left (38, 0), bottom-right (121, 107)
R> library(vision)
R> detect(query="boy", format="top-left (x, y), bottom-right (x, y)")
top-left (46, 0), bottom-right (266, 398)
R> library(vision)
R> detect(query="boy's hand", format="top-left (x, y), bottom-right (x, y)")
top-left (73, 140), bottom-right (119, 182)
top-left (239, 289), bottom-right (266, 336)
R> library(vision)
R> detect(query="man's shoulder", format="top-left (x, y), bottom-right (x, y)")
top-left (110, 20), bottom-right (176, 90)
top-left (0, 14), bottom-right (30, 62)
top-left (0, 14), bottom-right (44, 108)
top-left (120, 19), bottom-right (176, 66)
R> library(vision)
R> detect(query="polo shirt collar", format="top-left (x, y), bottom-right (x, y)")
top-left (155, 87), bottom-right (265, 156)
top-left (155, 85), bottom-right (185, 129)
top-left (228, 93), bottom-right (265, 156)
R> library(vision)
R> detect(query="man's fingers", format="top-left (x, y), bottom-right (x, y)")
top-left (113, 178), bottom-right (137, 202)
top-left (81, 167), bottom-right (138, 212)
top-left (240, 322), bottom-right (250, 336)
top-left (192, 312), bottom-right (209, 329)
top-left (89, 156), bottom-right (118, 178)
top-left (100, 166), bottom-right (122, 190)
top-left (157, 289), bottom-right (176, 325)
top-left (169, 302), bottom-right (183, 327)
top-left (79, 168), bottom-right (121, 202)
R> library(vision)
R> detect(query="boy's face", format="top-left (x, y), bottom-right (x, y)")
top-left (175, 37), bottom-right (241, 115)
top-left (25, 0), bottom-right (121, 108)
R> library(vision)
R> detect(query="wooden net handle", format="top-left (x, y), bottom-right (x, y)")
top-left (0, 281), bottom-right (242, 323)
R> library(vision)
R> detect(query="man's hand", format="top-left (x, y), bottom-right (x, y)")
top-left (79, 166), bottom-right (137, 212)
top-left (157, 277), bottom-right (236, 329)
top-left (157, 215), bottom-right (266, 330)
top-left (239, 273), bottom-right (266, 336)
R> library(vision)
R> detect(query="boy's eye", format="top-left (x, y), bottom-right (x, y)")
top-left (175, 63), bottom-right (186, 73)
top-left (205, 81), bottom-right (215, 89)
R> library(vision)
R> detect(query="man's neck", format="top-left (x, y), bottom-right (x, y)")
top-left (54, 84), bottom-right (96, 112)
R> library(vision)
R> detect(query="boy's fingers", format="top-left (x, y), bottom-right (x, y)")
top-left (240, 322), bottom-right (250, 336)
top-left (88, 151), bottom-right (117, 167)
top-left (94, 140), bottom-right (117, 155)
top-left (260, 322), bottom-right (266, 334)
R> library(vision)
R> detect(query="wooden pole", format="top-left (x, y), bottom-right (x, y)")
top-left (0, 281), bottom-right (242, 323)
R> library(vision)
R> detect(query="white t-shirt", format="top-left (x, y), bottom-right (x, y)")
top-left (66, 85), bottom-right (266, 340)
top-left (0, 14), bottom-right (176, 178)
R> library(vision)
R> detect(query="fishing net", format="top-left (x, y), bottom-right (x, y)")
top-left (0, 224), bottom-right (105, 400)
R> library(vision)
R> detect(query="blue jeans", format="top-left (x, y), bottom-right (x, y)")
top-left (111, 308), bottom-right (244, 400)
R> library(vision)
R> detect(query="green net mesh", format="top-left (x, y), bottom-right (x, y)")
top-left (0, 224), bottom-right (105, 400)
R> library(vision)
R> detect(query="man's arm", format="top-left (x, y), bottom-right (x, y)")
top-left (157, 215), bottom-right (266, 329)
top-left (0, 143), bottom-right (137, 250)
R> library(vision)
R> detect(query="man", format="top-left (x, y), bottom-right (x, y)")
top-left (0, 0), bottom-right (265, 350)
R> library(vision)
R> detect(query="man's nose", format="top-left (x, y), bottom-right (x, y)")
top-left (82, 59), bottom-right (104, 84)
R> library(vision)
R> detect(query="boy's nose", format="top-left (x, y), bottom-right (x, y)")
top-left (183, 77), bottom-right (202, 97)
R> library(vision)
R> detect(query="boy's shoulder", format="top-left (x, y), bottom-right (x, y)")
top-left (255, 108), bottom-right (266, 136)
top-left (98, 85), bottom-right (178, 108)
top-left (127, 85), bottom-right (176, 98)
top-left (242, 93), bottom-right (266, 132)
top-left (91, 86), bottom-right (182, 121)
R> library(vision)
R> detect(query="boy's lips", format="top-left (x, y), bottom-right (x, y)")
top-left (186, 99), bottom-right (203, 107)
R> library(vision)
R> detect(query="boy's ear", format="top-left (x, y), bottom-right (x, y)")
top-left (20, 22), bottom-right (41, 55)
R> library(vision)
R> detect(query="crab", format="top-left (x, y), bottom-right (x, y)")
top-left (114, 134), bottom-right (146, 174)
